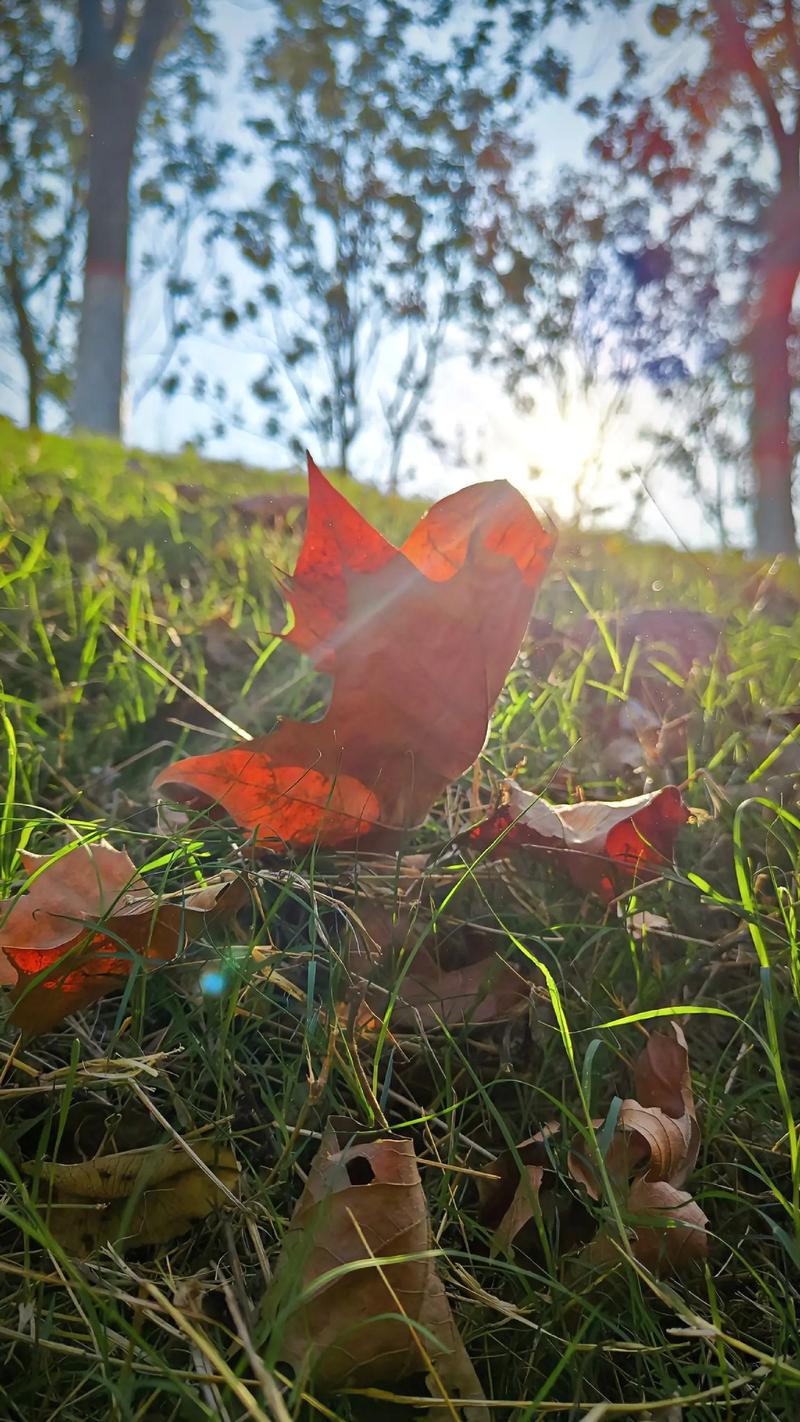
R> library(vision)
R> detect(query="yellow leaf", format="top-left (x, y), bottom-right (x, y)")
top-left (26, 1140), bottom-right (239, 1256)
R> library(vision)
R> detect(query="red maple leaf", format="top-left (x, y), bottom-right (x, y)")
top-left (153, 456), bottom-right (554, 849)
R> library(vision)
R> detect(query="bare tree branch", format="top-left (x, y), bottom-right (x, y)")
top-left (127, 0), bottom-right (183, 88)
top-left (782, 0), bottom-right (800, 69)
top-left (107, 0), bottom-right (130, 53)
top-left (780, 0), bottom-right (800, 140)
top-left (75, 0), bottom-right (109, 70)
top-left (711, 0), bottom-right (796, 174)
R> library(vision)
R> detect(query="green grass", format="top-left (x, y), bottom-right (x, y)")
top-left (2, 418), bottom-right (800, 1420)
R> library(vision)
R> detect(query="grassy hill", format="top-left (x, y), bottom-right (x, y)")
top-left (2, 418), bottom-right (800, 1420)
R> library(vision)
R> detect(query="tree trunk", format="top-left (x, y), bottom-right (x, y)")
top-left (337, 419), bottom-right (351, 476)
top-left (26, 366), bottom-right (41, 430)
top-left (748, 227), bottom-right (800, 556)
top-left (5, 259), bottom-right (42, 428)
top-left (71, 0), bottom-right (182, 438)
top-left (72, 79), bottom-right (137, 436)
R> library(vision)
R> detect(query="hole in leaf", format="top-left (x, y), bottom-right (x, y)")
top-left (346, 1154), bottom-right (375, 1186)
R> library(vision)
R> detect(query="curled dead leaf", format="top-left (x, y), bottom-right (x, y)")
top-left (471, 780), bottom-right (690, 899)
top-left (365, 947), bottom-right (529, 1032)
top-left (263, 1119), bottom-right (487, 1418)
top-left (568, 1027), bottom-right (707, 1275)
top-left (582, 1177), bottom-right (708, 1274)
top-left (569, 1026), bottom-right (700, 1200)
top-left (632, 1023), bottom-right (700, 1187)
top-left (347, 898), bottom-right (529, 1033)
top-left (155, 456), bottom-right (553, 850)
top-left (26, 1140), bottom-right (239, 1256)
top-left (476, 1125), bottom-right (583, 1258)
top-left (0, 843), bottom-right (241, 1034)
top-left (616, 1101), bottom-right (696, 1187)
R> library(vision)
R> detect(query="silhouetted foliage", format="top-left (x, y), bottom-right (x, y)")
top-left (231, 0), bottom-right (561, 484)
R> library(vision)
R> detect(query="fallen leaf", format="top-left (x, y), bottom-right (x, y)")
top-left (471, 780), bottom-right (690, 899)
top-left (26, 1140), bottom-right (239, 1256)
top-left (581, 1177), bottom-right (708, 1273)
top-left (154, 456), bottom-right (553, 850)
top-left (348, 898), bottom-right (529, 1032)
top-left (569, 1026), bottom-right (699, 1198)
top-left (632, 1022), bottom-right (700, 1187)
top-left (264, 1119), bottom-right (487, 1417)
top-left (626, 910), bottom-right (671, 940)
top-left (474, 1030), bottom-right (707, 1275)
top-left (634, 1023), bottom-right (695, 1122)
top-left (569, 1027), bottom-right (707, 1273)
top-left (565, 610), bottom-right (727, 771)
top-left (610, 1101), bottom-right (695, 1189)
top-left (0, 842), bottom-right (238, 1033)
top-left (477, 1126), bottom-right (559, 1256)
top-left (487, 1161), bottom-right (545, 1256)
top-left (366, 948), bottom-right (529, 1032)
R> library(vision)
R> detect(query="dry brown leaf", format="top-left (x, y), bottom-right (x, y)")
top-left (488, 1163), bottom-right (545, 1257)
top-left (566, 1117), bottom-right (647, 1202)
top-left (634, 1022), bottom-right (695, 1119)
top-left (551, 609), bottom-right (728, 775)
top-left (477, 1126), bottom-right (559, 1257)
top-left (582, 1177), bottom-right (708, 1274)
top-left (264, 1119), bottom-right (487, 1418)
top-left (347, 896), bottom-right (529, 1033)
top-left (632, 1023), bottom-right (700, 1187)
top-left (26, 1140), bottom-right (239, 1256)
top-left (568, 1027), bottom-right (700, 1199)
top-left (568, 1104), bottom-right (694, 1201)
top-left (366, 949), bottom-right (529, 1032)
top-left (616, 1101), bottom-right (696, 1187)
top-left (572, 608), bottom-right (727, 721)
top-left (476, 1031), bottom-right (707, 1276)
top-left (568, 1028), bottom-right (707, 1274)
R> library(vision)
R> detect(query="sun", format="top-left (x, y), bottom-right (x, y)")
top-left (416, 357), bottom-right (646, 526)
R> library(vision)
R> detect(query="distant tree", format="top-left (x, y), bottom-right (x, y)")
top-left (0, 1), bottom-right (231, 439)
top-left (0, 2), bottom-right (83, 428)
top-left (560, 0), bottom-right (800, 555)
top-left (232, 0), bottom-right (554, 485)
top-left (124, 9), bottom-right (234, 421)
